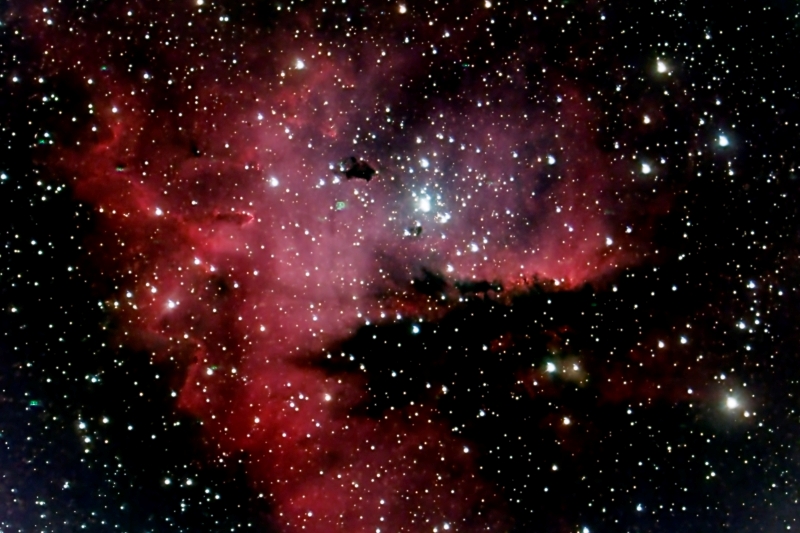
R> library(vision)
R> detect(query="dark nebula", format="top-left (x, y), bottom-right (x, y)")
top-left (1, 0), bottom-right (799, 532)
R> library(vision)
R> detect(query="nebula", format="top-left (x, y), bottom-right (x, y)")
top-left (13, 0), bottom-right (712, 530)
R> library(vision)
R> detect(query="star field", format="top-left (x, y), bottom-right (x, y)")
top-left (1, 0), bottom-right (799, 532)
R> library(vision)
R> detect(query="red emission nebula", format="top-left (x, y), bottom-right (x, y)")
top-left (19, 1), bottom-right (696, 531)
